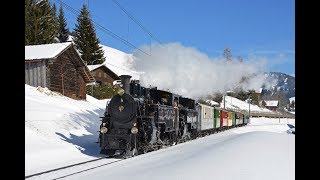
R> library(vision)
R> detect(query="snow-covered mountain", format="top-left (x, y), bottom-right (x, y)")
top-left (262, 72), bottom-right (295, 98)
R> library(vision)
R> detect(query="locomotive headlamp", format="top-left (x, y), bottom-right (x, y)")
top-left (100, 127), bottom-right (108, 133)
top-left (131, 127), bottom-right (138, 134)
top-left (117, 88), bottom-right (125, 96)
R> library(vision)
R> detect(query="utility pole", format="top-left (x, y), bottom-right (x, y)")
top-left (245, 91), bottom-right (253, 123)
top-left (248, 96), bottom-right (251, 123)
top-left (278, 92), bottom-right (280, 123)
top-left (223, 95), bottom-right (226, 109)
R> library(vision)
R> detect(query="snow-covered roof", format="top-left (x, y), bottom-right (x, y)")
top-left (102, 45), bottom-right (141, 80)
top-left (25, 42), bottom-right (72, 60)
top-left (264, 100), bottom-right (279, 107)
top-left (25, 42), bottom-right (95, 83)
top-left (87, 64), bottom-right (104, 71)
top-left (221, 96), bottom-right (273, 113)
top-left (63, 36), bottom-right (141, 79)
top-left (87, 64), bottom-right (120, 80)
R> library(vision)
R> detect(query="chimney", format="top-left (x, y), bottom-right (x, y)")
top-left (119, 75), bottom-right (132, 95)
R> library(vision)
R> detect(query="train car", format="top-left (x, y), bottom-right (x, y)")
top-left (179, 97), bottom-right (198, 139)
top-left (197, 103), bottom-right (215, 135)
top-left (220, 109), bottom-right (228, 130)
top-left (232, 111), bottom-right (236, 127)
top-left (235, 112), bottom-right (244, 126)
top-left (227, 111), bottom-right (233, 127)
top-left (213, 107), bottom-right (221, 130)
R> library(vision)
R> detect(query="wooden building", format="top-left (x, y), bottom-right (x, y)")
top-left (25, 42), bottom-right (95, 100)
top-left (263, 100), bottom-right (279, 111)
top-left (87, 64), bottom-right (120, 85)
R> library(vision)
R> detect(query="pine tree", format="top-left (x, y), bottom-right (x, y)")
top-left (235, 90), bottom-right (249, 101)
top-left (73, 4), bottom-right (105, 65)
top-left (276, 90), bottom-right (289, 110)
top-left (25, 0), bottom-right (58, 45)
top-left (248, 90), bottom-right (261, 106)
top-left (58, 5), bottom-right (69, 42)
top-left (25, 0), bottom-right (35, 45)
top-left (52, 4), bottom-right (60, 43)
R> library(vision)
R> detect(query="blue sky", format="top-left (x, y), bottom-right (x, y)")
top-left (53, 0), bottom-right (294, 76)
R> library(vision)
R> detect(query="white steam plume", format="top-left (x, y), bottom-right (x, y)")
top-left (131, 43), bottom-right (273, 99)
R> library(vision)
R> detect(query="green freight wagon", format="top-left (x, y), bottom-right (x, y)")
top-left (213, 107), bottom-right (221, 129)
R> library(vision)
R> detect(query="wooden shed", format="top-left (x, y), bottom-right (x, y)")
top-left (87, 64), bottom-right (120, 85)
top-left (25, 42), bottom-right (95, 100)
top-left (263, 100), bottom-right (279, 111)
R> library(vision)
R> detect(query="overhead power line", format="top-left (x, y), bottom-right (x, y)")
top-left (53, 0), bottom-right (150, 56)
top-left (111, 0), bottom-right (163, 44)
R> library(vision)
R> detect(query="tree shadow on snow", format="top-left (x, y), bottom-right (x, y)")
top-left (55, 108), bottom-right (105, 158)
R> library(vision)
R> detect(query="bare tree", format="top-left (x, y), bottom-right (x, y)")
top-left (57, 59), bottom-right (69, 95)
top-left (223, 48), bottom-right (233, 61)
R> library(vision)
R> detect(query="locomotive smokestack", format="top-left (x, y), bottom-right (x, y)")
top-left (119, 75), bottom-right (132, 95)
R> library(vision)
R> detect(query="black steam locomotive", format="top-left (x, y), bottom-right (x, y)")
top-left (99, 75), bottom-right (198, 157)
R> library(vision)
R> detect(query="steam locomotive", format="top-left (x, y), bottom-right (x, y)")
top-left (98, 75), bottom-right (248, 157)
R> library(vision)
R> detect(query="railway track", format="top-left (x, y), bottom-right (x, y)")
top-left (25, 157), bottom-right (124, 179)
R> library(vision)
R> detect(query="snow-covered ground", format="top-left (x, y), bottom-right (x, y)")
top-left (25, 84), bottom-right (294, 179)
top-left (68, 129), bottom-right (294, 180)
top-left (25, 84), bottom-right (109, 176)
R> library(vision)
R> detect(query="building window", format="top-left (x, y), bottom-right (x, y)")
top-left (98, 72), bottom-right (101, 77)
top-left (104, 73), bottom-right (107, 78)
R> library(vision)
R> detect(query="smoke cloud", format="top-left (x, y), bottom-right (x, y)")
top-left (131, 43), bottom-right (275, 99)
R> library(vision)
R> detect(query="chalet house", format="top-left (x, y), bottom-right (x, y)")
top-left (87, 64), bottom-right (120, 85)
top-left (25, 42), bottom-right (95, 100)
top-left (263, 100), bottom-right (279, 111)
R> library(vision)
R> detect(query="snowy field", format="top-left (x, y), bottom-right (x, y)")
top-left (25, 84), bottom-right (294, 179)
top-left (67, 129), bottom-right (294, 180)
